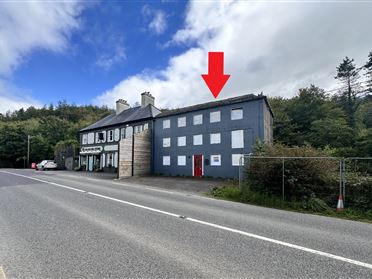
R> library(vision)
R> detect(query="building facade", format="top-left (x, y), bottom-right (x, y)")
top-left (153, 94), bottom-right (273, 178)
top-left (79, 93), bottom-right (273, 178)
top-left (79, 92), bottom-right (161, 172)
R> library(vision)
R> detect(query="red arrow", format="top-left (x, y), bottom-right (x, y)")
top-left (202, 52), bottom-right (230, 98)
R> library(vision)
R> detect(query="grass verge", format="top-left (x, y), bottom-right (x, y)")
top-left (208, 182), bottom-right (372, 223)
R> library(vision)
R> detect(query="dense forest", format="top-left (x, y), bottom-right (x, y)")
top-left (0, 53), bottom-right (371, 168)
top-left (0, 102), bottom-right (113, 167)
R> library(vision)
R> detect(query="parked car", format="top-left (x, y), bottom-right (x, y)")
top-left (36, 160), bottom-right (58, 171)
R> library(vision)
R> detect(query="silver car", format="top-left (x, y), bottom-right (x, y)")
top-left (36, 160), bottom-right (57, 171)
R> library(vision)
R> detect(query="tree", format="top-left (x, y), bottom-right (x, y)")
top-left (364, 52), bottom-right (372, 94)
top-left (335, 56), bottom-right (361, 128)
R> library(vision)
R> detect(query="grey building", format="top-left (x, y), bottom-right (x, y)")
top-left (79, 92), bottom-right (161, 172)
top-left (153, 94), bottom-right (273, 178)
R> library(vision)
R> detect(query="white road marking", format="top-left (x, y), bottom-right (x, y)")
top-left (2, 170), bottom-right (372, 271)
top-left (0, 266), bottom-right (6, 279)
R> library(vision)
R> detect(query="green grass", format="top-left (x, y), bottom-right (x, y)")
top-left (208, 182), bottom-right (372, 223)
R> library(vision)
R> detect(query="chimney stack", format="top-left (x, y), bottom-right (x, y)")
top-left (116, 99), bottom-right (130, 115)
top-left (141, 92), bottom-right (155, 108)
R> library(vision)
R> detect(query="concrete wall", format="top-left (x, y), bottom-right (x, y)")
top-left (153, 99), bottom-right (264, 178)
top-left (118, 130), bottom-right (152, 178)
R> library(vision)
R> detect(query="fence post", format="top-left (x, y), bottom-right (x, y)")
top-left (238, 155), bottom-right (242, 191)
top-left (282, 157), bottom-right (285, 201)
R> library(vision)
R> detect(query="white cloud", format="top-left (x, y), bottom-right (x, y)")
top-left (95, 1), bottom-right (372, 109)
top-left (0, 80), bottom-right (41, 113)
top-left (142, 5), bottom-right (167, 35)
top-left (0, 1), bottom-right (85, 113)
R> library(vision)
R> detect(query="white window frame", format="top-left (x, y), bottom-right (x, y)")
top-left (231, 108), bottom-right (243, 120)
top-left (193, 114), bottom-right (203, 125)
top-left (82, 134), bottom-right (88, 145)
top-left (232, 154), bottom-right (244, 166)
top-left (163, 156), bottom-right (171, 166)
top-left (163, 119), bottom-right (170, 129)
top-left (163, 137), bottom-right (171, 147)
top-left (120, 128), bottom-right (125, 140)
top-left (210, 111), bottom-right (221, 123)
top-left (210, 133), bottom-right (221, 144)
top-left (178, 116), bottom-right (186, 127)
top-left (108, 130), bottom-right (114, 142)
top-left (231, 130), bottom-right (244, 148)
top-left (177, 155), bottom-right (186, 166)
top-left (210, 155), bottom-right (221, 166)
top-left (193, 134), bottom-right (203, 145)
top-left (177, 136), bottom-right (186, 147)
top-left (87, 132), bottom-right (94, 144)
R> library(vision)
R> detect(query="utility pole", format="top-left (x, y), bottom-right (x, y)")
top-left (27, 135), bottom-right (30, 168)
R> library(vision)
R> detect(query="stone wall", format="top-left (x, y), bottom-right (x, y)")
top-left (118, 129), bottom-right (151, 178)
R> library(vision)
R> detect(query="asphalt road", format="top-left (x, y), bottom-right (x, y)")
top-left (0, 169), bottom-right (371, 278)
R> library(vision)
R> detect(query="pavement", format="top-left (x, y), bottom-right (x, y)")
top-left (0, 169), bottom-right (371, 278)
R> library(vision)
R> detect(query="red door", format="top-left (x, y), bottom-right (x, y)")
top-left (193, 155), bottom-right (203, 177)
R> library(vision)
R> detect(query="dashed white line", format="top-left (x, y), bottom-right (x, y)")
top-left (1, 170), bottom-right (372, 271)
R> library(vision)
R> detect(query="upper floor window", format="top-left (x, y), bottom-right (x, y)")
top-left (231, 108), bottom-right (243, 120)
top-left (96, 131), bottom-right (106, 143)
top-left (163, 137), bottom-right (171, 147)
top-left (120, 128), bottom-right (125, 140)
top-left (178, 116), bottom-right (186, 127)
top-left (82, 134), bottom-right (88, 145)
top-left (108, 130), bottom-right (114, 142)
top-left (134, 125), bottom-right (143, 134)
top-left (143, 123), bottom-right (149, 130)
top-left (193, 134), bottom-right (203, 145)
top-left (163, 119), bottom-right (170, 129)
top-left (210, 133), bottom-right (221, 144)
top-left (177, 136), bottom-right (186, 147)
top-left (193, 114), bottom-right (203, 125)
top-left (210, 111), bottom-right (221, 123)
top-left (231, 130), bottom-right (244, 148)
top-left (87, 132), bottom-right (94, 144)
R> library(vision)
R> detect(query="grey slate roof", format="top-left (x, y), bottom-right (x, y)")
top-left (80, 105), bottom-right (161, 132)
top-left (156, 94), bottom-right (273, 118)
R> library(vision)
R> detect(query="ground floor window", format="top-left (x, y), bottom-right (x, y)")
top-left (210, 155), bottom-right (221, 166)
top-left (232, 154), bottom-right (244, 166)
top-left (177, 156), bottom-right (186, 166)
top-left (163, 156), bottom-right (170, 166)
top-left (107, 153), bottom-right (114, 167)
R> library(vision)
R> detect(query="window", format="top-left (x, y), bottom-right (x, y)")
top-left (163, 137), bottom-right (171, 147)
top-left (120, 128), bottom-right (125, 140)
top-left (114, 129), bottom-right (120, 141)
top-left (108, 130), bottom-right (114, 142)
top-left (210, 133), bottom-right (221, 144)
top-left (163, 156), bottom-right (170, 166)
top-left (231, 130), bottom-right (244, 148)
top-left (87, 133), bottom-right (94, 144)
top-left (82, 134), bottom-right (88, 145)
top-left (143, 123), bottom-right (149, 130)
top-left (193, 114), bottom-right (203, 125)
top-left (134, 125), bottom-right (143, 134)
top-left (210, 155), bottom-right (221, 166)
top-left (107, 153), bottom-right (114, 167)
top-left (193, 134), bottom-right (203, 145)
top-left (163, 119), bottom-right (170, 129)
top-left (178, 117), bottom-right (186, 127)
top-left (125, 126), bottom-right (133, 138)
top-left (177, 136), bottom-right (186, 146)
top-left (231, 108), bottom-right (243, 120)
top-left (232, 154), bottom-right (244, 166)
top-left (177, 156), bottom-right (186, 166)
top-left (96, 131), bottom-right (106, 143)
top-left (210, 111), bottom-right (221, 123)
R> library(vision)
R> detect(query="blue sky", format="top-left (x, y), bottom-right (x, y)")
top-left (1, 1), bottom-right (372, 113)
top-left (8, 1), bottom-right (189, 106)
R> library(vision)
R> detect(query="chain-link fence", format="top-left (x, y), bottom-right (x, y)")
top-left (238, 155), bottom-right (372, 209)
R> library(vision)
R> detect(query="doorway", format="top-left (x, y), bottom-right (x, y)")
top-left (193, 154), bottom-right (203, 177)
